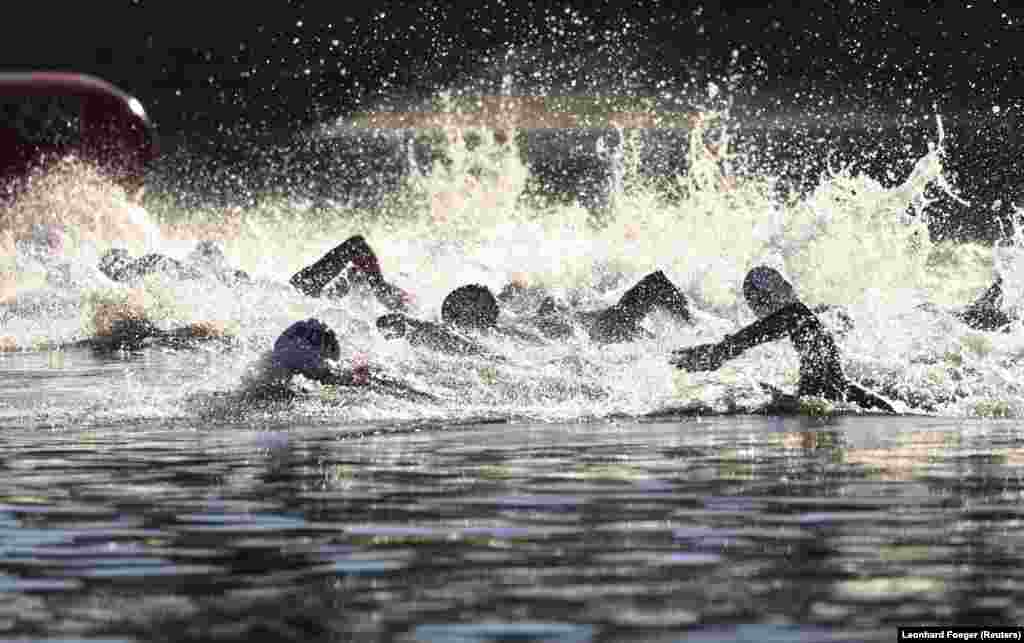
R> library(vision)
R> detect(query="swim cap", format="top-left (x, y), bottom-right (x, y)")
top-left (442, 284), bottom-right (499, 331)
top-left (272, 318), bottom-right (340, 373)
top-left (742, 266), bottom-right (799, 318)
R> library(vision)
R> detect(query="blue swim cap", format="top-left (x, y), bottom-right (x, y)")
top-left (272, 318), bottom-right (340, 372)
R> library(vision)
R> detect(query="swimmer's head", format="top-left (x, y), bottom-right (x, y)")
top-left (442, 284), bottom-right (499, 331)
top-left (743, 266), bottom-right (799, 318)
top-left (271, 318), bottom-right (340, 373)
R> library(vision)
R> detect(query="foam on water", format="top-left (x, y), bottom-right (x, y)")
top-left (1, 106), bottom-right (1020, 422)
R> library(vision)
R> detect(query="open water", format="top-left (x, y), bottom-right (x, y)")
top-left (1, 61), bottom-right (1023, 638)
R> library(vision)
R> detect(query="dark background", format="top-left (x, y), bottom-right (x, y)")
top-left (2, 1), bottom-right (1022, 236)
top-left (5, 2), bottom-right (1019, 132)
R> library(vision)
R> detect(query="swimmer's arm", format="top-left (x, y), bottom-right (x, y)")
top-left (497, 325), bottom-right (547, 345)
top-left (388, 315), bottom-right (491, 357)
top-left (365, 373), bottom-right (437, 402)
top-left (418, 326), bottom-right (489, 357)
top-left (724, 303), bottom-right (816, 353)
top-left (316, 365), bottom-right (436, 402)
top-left (671, 303), bottom-right (813, 371)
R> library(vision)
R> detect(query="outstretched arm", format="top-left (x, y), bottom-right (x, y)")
top-left (672, 305), bottom-right (895, 412)
top-left (316, 365), bottom-right (437, 402)
top-left (377, 314), bottom-right (491, 357)
top-left (720, 303), bottom-right (809, 354)
top-left (671, 303), bottom-right (812, 370)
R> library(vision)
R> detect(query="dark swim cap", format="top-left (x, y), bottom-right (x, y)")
top-left (272, 318), bottom-right (341, 372)
top-left (442, 284), bottom-right (499, 331)
top-left (742, 266), bottom-right (798, 318)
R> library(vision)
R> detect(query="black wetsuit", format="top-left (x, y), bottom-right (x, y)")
top-left (99, 250), bottom-right (251, 286)
top-left (289, 235), bottom-right (407, 310)
top-left (377, 313), bottom-right (494, 357)
top-left (259, 318), bottom-right (435, 401)
top-left (80, 318), bottom-right (236, 353)
top-left (672, 302), bottom-right (894, 412)
top-left (377, 269), bottom-right (692, 356)
top-left (587, 269), bottom-right (691, 343)
top-left (505, 270), bottom-right (692, 344)
top-left (958, 277), bottom-right (1012, 331)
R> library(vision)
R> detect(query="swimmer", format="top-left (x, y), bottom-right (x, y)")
top-left (549, 269), bottom-right (691, 343)
top-left (186, 240), bottom-right (253, 286)
top-left (100, 235), bottom-right (405, 307)
top-left (378, 269), bottom-right (691, 357)
top-left (289, 235), bottom-right (410, 310)
top-left (250, 318), bottom-right (434, 401)
top-left (378, 311), bottom-right (493, 358)
top-left (84, 316), bottom-right (235, 352)
top-left (0, 312), bottom-right (235, 354)
top-left (376, 284), bottom-right (519, 357)
top-left (101, 236), bottom-right (402, 306)
top-left (670, 266), bottom-right (895, 413)
top-left (291, 235), bottom-right (689, 348)
top-left (98, 241), bottom-right (251, 287)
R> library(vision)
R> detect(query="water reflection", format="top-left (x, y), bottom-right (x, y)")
top-left (0, 409), bottom-right (1020, 639)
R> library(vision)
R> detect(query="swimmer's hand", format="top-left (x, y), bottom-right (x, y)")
top-left (669, 342), bottom-right (726, 371)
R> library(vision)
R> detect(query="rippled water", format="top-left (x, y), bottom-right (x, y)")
top-left (2, 63), bottom-right (1023, 639)
top-left (0, 349), bottom-right (1022, 640)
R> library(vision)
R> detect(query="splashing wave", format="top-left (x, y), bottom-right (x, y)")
top-left (2, 105), bottom-right (1020, 422)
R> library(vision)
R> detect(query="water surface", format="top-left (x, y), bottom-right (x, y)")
top-left (2, 67), bottom-right (1022, 640)
top-left (0, 349), bottom-right (1021, 641)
